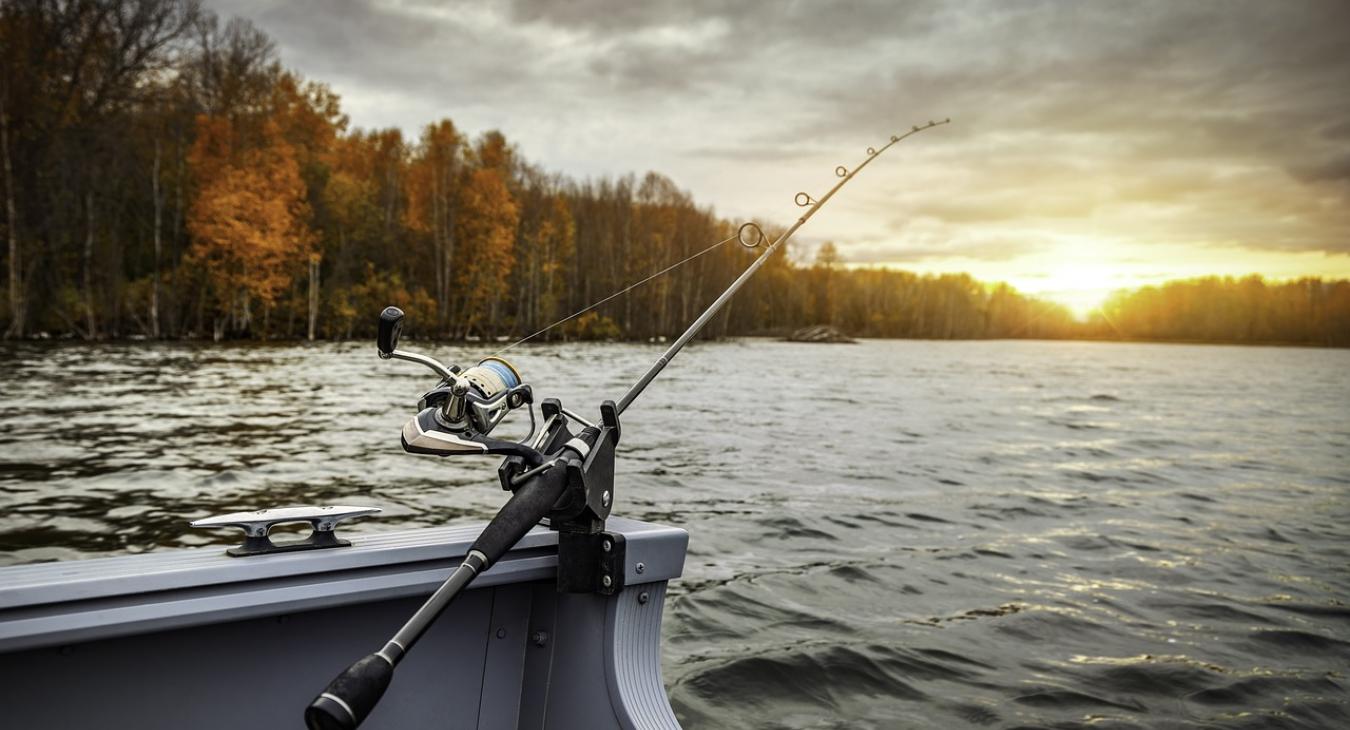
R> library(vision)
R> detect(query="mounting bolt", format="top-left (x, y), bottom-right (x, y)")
top-left (602, 574), bottom-right (613, 588)
top-left (638, 591), bottom-right (650, 605)
top-left (602, 490), bottom-right (611, 508)
top-left (636, 562), bottom-right (645, 574)
top-left (602, 539), bottom-right (612, 553)
top-left (531, 631), bottom-right (549, 647)
top-left (496, 628), bottom-right (507, 639)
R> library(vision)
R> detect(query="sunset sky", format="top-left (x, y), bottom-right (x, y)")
top-left (215, 0), bottom-right (1350, 315)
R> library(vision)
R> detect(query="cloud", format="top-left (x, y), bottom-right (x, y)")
top-left (207, 0), bottom-right (1350, 268)
top-left (1294, 154), bottom-right (1350, 184)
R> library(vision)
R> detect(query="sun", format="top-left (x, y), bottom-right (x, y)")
top-left (1030, 263), bottom-right (1125, 318)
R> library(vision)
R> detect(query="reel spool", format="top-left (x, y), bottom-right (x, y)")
top-left (427, 357), bottom-right (529, 432)
top-left (460, 357), bottom-right (523, 403)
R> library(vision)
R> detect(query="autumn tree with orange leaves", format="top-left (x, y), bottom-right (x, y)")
top-left (455, 167), bottom-right (518, 338)
top-left (187, 116), bottom-right (316, 339)
top-left (3, 0), bottom-right (1346, 346)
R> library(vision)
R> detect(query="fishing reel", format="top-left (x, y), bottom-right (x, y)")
top-left (312, 127), bottom-right (951, 730)
top-left (376, 307), bottom-right (543, 466)
top-left (375, 305), bottom-right (621, 536)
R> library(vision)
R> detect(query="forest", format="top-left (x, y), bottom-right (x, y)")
top-left (3, 1), bottom-right (1348, 347)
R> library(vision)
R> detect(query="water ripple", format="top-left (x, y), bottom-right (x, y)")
top-left (2, 339), bottom-right (1349, 727)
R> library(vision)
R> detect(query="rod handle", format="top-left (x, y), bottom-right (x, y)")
top-left (470, 454), bottom-right (573, 568)
top-left (305, 653), bottom-right (394, 730)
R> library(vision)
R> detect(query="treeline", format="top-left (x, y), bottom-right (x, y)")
top-left (2, 1), bottom-right (1347, 348)
top-left (1090, 276), bottom-right (1350, 346)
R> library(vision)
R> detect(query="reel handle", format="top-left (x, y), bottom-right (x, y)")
top-left (377, 307), bottom-right (403, 357)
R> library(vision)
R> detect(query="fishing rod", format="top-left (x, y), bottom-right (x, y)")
top-left (304, 118), bottom-right (949, 730)
top-left (618, 118), bottom-right (950, 413)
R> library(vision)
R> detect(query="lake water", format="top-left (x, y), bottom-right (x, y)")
top-left (1, 339), bottom-right (1347, 728)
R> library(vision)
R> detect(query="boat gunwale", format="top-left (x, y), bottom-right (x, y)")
top-left (0, 517), bottom-right (687, 609)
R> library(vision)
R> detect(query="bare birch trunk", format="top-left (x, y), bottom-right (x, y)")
top-left (173, 139), bottom-right (184, 334)
top-left (432, 171), bottom-right (445, 326)
top-left (151, 139), bottom-right (162, 338)
top-left (1, 95), bottom-right (20, 338)
top-left (307, 255), bottom-right (320, 341)
top-left (84, 190), bottom-right (97, 339)
top-left (532, 247), bottom-right (541, 334)
top-left (285, 283), bottom-right (296, 337)
top-left (442, 161), bottom-right (455, 335)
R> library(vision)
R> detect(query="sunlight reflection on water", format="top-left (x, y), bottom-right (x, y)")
top-left (1, 339), bottom-right (1348, 728)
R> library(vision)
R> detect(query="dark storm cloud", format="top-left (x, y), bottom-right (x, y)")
top-left (209, 0), bottom-right (1350, 261)
top-left (506, 0), bottom-right (940, 47)
top-left (1295, 154), bottom-right (1350, 184)
top-left (221, 0), bottom-right (530, 103)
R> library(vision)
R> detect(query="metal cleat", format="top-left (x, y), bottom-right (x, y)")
top-left (190, 505), bottom-right (381, 557)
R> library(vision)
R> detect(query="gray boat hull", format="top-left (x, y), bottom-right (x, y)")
top-left (0, 517), bottom-right (687, 729)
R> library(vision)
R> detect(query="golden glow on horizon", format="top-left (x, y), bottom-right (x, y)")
top-left (1029, 261), bottom-right (1123, 316)
top-left (853, 239), bottom-right (1350, 319)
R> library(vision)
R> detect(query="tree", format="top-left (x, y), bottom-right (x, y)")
top-left (405, 120), bottom-right (462, 331)
top-left (1, 90), bottom-right (18, 337)
top-left (454, 167), bottom-right (517, 337)
top-left (3, 1), bottom-right (1346, 348)
top-left (813, 242), bottom-right (841, 325)
top-left (186, 116), bottom-right (315, 339)
top-left (513, 178), bottom-right (574, 338)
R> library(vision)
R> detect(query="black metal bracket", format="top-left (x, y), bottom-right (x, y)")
top-left (556, 531), bottom-right (626, 595)
top-left (226, 529), bottom-right (351, 558)
top-left (549, 399), bottom-right (622, 593)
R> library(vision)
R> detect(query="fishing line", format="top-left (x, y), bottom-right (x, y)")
top-left (616, 118), bottom-right (951, 413)
top-left (306, 118), bottom-right (950, 730)
top-left (491, 228), bottom-right (758, 355)
top-left (494, 120), bottom-right (950, 358)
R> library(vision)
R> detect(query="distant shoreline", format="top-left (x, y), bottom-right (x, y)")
top-left (2, 334), bottom-right (1344, 350)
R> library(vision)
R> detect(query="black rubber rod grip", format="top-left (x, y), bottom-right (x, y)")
top-left (470, 464), bottom-right (569, 569)
top-left (302, 431), bottom-right (594, 729)
top-left (304, 653), bottom-right (393, 730)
